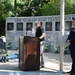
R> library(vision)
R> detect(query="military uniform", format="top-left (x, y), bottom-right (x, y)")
top-left (67, 16), bottom-right (75, 75)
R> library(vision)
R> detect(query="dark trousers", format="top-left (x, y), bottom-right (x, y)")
top-left (69, 44), bottom-right (75, 72)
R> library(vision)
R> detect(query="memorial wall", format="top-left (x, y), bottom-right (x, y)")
top-left (6, 14), bottom-right (75, 52)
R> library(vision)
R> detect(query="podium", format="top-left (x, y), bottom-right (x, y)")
top-left (19, 36), bottom-right (40, 71)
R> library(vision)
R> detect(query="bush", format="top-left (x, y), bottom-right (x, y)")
top-left (7, 45), bottom-right (11, 49)
top-left (55, 45), bottom-right (60, 53)
top-left (7, 42), bottom-right (11, 50)
top-left (55, 45), bottom-right (69, 54)
top-left (64, 45), bottom-right (69, 54)
top-left (16, 46), bottom-right (19, 50)
top-left (44, 45), bottom-right (49, 52)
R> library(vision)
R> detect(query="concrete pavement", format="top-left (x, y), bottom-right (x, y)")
top-left (0, 50), bottom-right (72, 75)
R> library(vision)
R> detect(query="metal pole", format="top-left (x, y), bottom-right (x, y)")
top-left (60, 0), bottom-right (65, 72)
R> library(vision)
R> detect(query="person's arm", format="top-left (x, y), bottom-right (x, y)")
top-left (39, 33), bottom-right (45, 39)
top-left (66, 29), bottom-right (72, 45)
top-left (39, 28), bottom-right (45, 39)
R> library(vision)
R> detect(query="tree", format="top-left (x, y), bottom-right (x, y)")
top-left (14, 0), bottom-right (47, 16)
top-left (65, 0), bottom-right (75, 14)
top-left (41, 0), bottom-right (75, 15)
top-left (40, 0), bottom-right (60, 16)
top-left (0, 0), bottom-right (13, 36)
top-left (0, 0), bottom-right (75, 36)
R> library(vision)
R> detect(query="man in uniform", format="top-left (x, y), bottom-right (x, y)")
top-left (67, 16), bottom-right (75, 75)
top-left (35, 21), bottom-right (45, 68)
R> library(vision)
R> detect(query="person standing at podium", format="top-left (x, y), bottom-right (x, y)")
top-left (35, 21), bottom-right (45, 68)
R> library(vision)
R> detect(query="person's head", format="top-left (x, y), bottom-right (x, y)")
top-left (72, 16), bottom-right (75, 26)
top-left (35, 21), bottom-right (41, 28)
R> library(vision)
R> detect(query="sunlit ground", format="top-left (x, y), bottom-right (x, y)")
top-left (0, 52), bottom-right (71, 71)
top-left (0, 51), bottom-right (71, 75)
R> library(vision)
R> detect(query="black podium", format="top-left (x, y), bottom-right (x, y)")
top-left (19, 36), bottom-right (40, 71)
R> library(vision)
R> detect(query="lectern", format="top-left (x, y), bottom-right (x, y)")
top-left (19, 36), bottom-right (40, 71)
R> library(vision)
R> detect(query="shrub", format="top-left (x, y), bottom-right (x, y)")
top-left (55, 45), bottom-right (60, 53)
top-left (44, 45), bottom-right (49, 52)
top-left (7, 42), bottom-right (11, 50)
top-left (16, 46), bottom-right (19, 50)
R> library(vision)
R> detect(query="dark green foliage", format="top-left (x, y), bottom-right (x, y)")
top-left (44, 45), bottom-right (50, 52)
top-left (0, 0), bottom-right (13, 36)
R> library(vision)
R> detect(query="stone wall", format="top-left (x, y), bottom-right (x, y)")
top-left (6, 14), bottom-right (75, 52)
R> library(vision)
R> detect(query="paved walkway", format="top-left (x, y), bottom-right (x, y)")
top-left (0, 50), bottom-right (72, 75)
